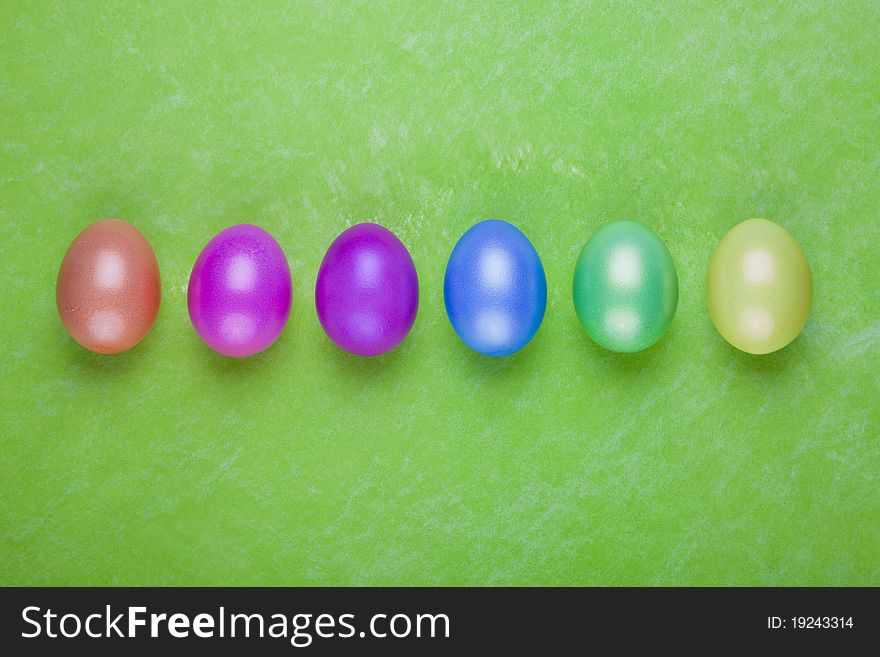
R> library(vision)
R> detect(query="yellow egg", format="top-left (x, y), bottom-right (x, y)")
top-left (707, 218), bottom-right (812, 355)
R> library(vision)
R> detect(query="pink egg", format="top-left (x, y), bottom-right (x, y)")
top-left (188, 224), bottom-right (292, 357)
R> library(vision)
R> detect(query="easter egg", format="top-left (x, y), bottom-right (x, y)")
top-left (572, 220), bottom-right (678, 353)
top-left (707, 218), bottom-right (812, 355)
top-left (315, 223), bottom-right (419, 357)
top-left (187, 224), bottom-right (292, 358)
top-left (444, 219), bottom-right (547, 356)
top-left (56, 218), bottom-right (161, 354)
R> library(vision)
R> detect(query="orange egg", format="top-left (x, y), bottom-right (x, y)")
top-left (56, 219), bottom-right (161, 354)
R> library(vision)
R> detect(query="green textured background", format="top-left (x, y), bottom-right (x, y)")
top-left (1, 1), bottom-right (878, 586)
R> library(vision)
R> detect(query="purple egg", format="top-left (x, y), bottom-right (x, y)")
top-left (188, 224), bottom-right (292, 358)
top-left (316, 223), bottom-right (419, 357)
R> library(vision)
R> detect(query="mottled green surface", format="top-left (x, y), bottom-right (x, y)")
top-left (1, 1), bottom-right (878, 586)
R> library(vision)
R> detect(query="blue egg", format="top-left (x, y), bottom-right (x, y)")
top-left (444, 219), bottom-right (547, 356)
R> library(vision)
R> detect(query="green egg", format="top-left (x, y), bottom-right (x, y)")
top-left (572, 220), bottom-right (679, 353)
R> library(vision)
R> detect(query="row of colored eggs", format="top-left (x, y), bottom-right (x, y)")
top-left (56, 217), bottom-right (812, 358)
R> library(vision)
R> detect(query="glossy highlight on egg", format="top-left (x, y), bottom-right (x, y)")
top-left (187, 224), bottom-right (292, 358)
top-left (56, 218), bottom-right (161, 354)
top-left (444, 219), bottom-right (547, 356)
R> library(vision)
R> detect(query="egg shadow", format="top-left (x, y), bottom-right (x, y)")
top-left (570, 313), bottom-right (678, 375)
top-left (58, 322), bottom-right (158, 379)
top-left (197, 328), bottom-right (294, 381)
top-left (724, 325), bottom-right (814, 377)
top-left (446, 324), bottom-right (547, 385)
top-left (319, 331), bottom-right (409, 383)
